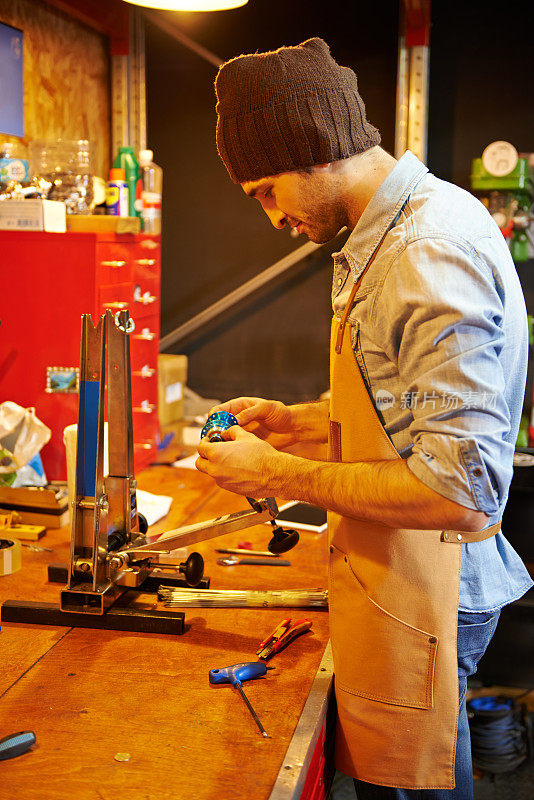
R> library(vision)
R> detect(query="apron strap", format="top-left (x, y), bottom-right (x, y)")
top-left (335, 220), bottom-right (400, 354)
top-left (335, 281), bottom-right (359, 353)
top-left (441, 520), bottom-right (501, 543)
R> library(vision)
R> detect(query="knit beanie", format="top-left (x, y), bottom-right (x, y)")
top-left (215, 37), bottom-right (381, 184)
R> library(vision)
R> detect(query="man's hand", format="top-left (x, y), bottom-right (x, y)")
top-left (209, 396), bottom-right (329, 451)
top-left (196, 425), bottom-right (285, 497)
top-left (209, 397), bottom-right (296, 450)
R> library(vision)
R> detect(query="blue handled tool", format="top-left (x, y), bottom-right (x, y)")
top-left (209, 661), bottom-right (274, 737)
top-left (0, 731), bottom-right (36, 761)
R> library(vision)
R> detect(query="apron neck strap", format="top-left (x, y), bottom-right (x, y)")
top-left (334, 207), bottom-right (406, 354)
top-left (335, 247), bottom-right (378, 354)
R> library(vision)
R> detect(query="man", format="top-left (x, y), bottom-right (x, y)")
top-left (196, 38), bottom-right (533, 798)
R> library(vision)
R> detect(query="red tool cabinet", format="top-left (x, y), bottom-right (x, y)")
top-left (0, 230), bottom-right (161, 480)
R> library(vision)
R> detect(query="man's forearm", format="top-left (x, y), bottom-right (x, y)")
top-left (286, 399), bottom-right (329, 445)
top-left (268, 453), bottom-right (488, 532)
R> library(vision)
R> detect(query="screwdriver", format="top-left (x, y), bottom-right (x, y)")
top-left (209, 662), bottom-right (274, 737)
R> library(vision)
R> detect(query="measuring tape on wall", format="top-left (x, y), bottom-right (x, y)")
top-left (0, 539), bottom-right (22, 576)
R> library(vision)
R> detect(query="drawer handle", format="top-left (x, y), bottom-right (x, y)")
top-left (135, 259), bottom-right (156, 267)
top-left (101, 260), bottom-right (128, 268)
top-left (132, 365), bottom-right (156, 379)
top-left (133, 330), bottom-right (156, 341)
top-left (103, 301), bottom-right (128, 310)
top-left (133, 402), bottom-right (156, 414)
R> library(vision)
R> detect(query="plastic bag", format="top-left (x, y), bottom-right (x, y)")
top-left (0, 401), bottom-right (51, 485)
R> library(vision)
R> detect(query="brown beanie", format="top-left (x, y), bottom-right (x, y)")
top-left (215, 37), bottom-right (381, 184)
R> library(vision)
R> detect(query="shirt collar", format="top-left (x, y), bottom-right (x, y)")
top-left (333, 151), bottom-right (429, 280)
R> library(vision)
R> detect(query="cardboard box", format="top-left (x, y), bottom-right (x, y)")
top-left (0, 199), bottom-right (67, 232)
top-left (0, 483), bottom-right (69, 529)
top-left (66, 214), bottom-right (140, 234)
top-left (158, 354), bottom-right (188, 425)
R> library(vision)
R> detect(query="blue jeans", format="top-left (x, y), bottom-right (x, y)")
top-left (353, 609), bottom-right (501, 800)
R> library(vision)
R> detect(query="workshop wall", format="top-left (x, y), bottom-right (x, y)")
top-left (147, 2), bottom-right (399, 404)
top-left (149, 0), bottom-right (533, 405)
top-left (0, 0), bottom-right (110, 178)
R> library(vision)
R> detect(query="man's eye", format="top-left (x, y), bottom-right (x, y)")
top-left (264, 188), bottom-right (273, 199)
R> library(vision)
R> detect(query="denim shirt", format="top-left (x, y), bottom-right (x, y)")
top-left (332, 150), bottom-right (533, 612)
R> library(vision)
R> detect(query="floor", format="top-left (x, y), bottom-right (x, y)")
top-left (328, 684), bottom-right (534, 799)
top-left (329, 765), bottom-right (534, 799)
top-left (329, 761), bottom-right (534, 799)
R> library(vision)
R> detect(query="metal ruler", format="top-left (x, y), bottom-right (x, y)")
top-left (395, 0), bottom-right (431, 163)
top-left (111, 8), bottom-right (146, 158)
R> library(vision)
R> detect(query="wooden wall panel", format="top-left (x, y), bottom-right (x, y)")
top-left (0, 0), bottom-right (110, 179)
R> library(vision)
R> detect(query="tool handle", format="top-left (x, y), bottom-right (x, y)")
top-left (209, 661), bottom-right (268, 687)
top-left (257, 618), bottom-right (291, 651)
top-left (274, 619), bottom-right (312, 651)
top-left (261, 620), bottom-right (312, 659)
top-left (0, 731), bottom-right (36, 761)
top-left (236, 558), bottom-right (291, 566)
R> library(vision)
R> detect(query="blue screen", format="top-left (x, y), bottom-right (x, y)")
top-left (0, 22), bottom-right (23, 137)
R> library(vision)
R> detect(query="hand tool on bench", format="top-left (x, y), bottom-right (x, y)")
top-left (257, 618), bottom-right (313, 660)
top-left (216, 556), bottom-right (291, 566)
top-left (214, 548), bottom-right (280, 557)
top-left (209, 662), bottom-right (274, 737)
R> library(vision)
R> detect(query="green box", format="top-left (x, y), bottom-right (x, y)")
top-left (470, 158), bottom-right (533, 193)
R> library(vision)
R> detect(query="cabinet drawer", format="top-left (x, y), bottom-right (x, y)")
top-left (132, 409), bottom-right (159, 451)
top-left (131, 361), bottom-right (157, 383)
top-left (133, 439), bottom-right (158, 472)
top-left (132, 371), bottom-right (157, 408)
top-left (99, 282), bottom-right (133, 313)
top-left (96, 243), bottom-right (134, 284)
top-left (130, 323), bottom-right (159, 365)
top-left (131, 277), bottom-right (159, 320)
top-left (132, 253), bottom-right (160, 282)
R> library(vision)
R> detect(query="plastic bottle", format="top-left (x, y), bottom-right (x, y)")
top-left (106, 168), bottom-right (128, 216)
top-left (139, 149), bottom-right (163, 235)
top-left (0, 141), bottom-right (30, 186)
top-left (112, 146), bottom-right (139, 217)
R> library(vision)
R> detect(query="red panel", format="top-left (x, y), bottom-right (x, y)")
top-left (0, 231), bottom-right (161, 481)
top-left (403, 0), bottom-right (431, 47)
top-left (300, 719), bottom-right (328, 800)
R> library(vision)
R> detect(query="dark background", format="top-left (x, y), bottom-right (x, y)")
top-left (146, 0), bottom-right (534, 405)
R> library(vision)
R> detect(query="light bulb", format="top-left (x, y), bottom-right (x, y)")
top-left (123, 0), bottom-right (248, 10)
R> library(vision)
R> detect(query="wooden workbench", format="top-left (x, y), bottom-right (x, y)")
top-left (0, 458), bottom-right (332, 800)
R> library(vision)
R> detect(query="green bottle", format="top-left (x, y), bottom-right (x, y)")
top-left (112, 146), bottom-right (139, 218)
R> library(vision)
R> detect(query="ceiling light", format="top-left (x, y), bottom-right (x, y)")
top-left (123, 0), bottom-right (248, 10)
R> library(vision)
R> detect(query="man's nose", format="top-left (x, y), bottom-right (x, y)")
top-left (265, 208), bottom-right (287, 229)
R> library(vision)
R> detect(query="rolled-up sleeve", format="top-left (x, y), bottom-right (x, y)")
top-left (376, 235), bottom-right (513, 514)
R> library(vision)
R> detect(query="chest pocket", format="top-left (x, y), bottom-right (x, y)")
top-left (329, 543), bottom-right (438, 710)
top-left (349, 320), bottom-right (373, 397)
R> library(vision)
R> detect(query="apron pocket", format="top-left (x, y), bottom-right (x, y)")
top-left (329, 545), bottom-right (438, 710)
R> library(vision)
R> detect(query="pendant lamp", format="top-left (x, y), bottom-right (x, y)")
top-left (123, 0), bottom-right (248, 10)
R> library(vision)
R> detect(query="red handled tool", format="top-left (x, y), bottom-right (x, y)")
top-left (256, 618), bottom-right (312, 660)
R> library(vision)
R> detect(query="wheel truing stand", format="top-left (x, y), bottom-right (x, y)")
top-left (1, 310), bottom-right (295, 635)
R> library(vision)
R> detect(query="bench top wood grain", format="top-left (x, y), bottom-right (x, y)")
top-left (0, 461), bottom-right (330, 800)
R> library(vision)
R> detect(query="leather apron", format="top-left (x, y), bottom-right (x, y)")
top-left (328, 252), bottom-right (500, 789)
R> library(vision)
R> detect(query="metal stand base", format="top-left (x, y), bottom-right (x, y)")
top-left (1, 599), bottom-right (185, 635)
top-left (47, 563), bottom-right (211, 590)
